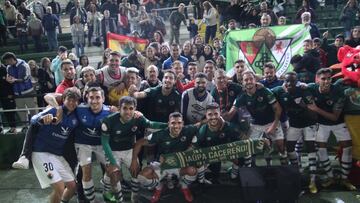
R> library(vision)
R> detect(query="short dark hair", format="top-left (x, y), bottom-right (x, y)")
top-left (316, 68), bottom-right (332, 76)
top-left (234, 59), bottom-right (245, 64)
top-left (169, 112), bottom-right (183, 120)
top-left (335, 34), bottom-right (345, 41)
top-left (205, 60), bottom-right (215, 65)
top-left (285, 71), bottom-right (297, 78)
top-left (194, 72), bottom-right (207, 79)
top-left (263, 62), bottom-right (275, 70)
top-left (62, 87), bottom-right (81, 101)
top-left (228, 19), bottom-right (236, 24)
top-left (2, 52), bottom-right (17, 61)
top-left (303, 39), bottom-right (313, 44)
top-left (58, 46), bottom-right (67, 53)
top-left (163, 69), bottom-right (176, 78)
top-left (61, 59), bottom-right (74, 69)
top-left (188, 62), bottom-right (197, 66)
top-left (313, 38), bottom-right (321, 44)
top-left (206, 102), bottom-right (220, 111)
top-left (119, 96), bottom-right (137, 108)
top-left (86, 86), bottom-right (104, 98)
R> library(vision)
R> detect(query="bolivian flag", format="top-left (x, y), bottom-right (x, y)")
top-left (107, 32), bottom-right (149, 55)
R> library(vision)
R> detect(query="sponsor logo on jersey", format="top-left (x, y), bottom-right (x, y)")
top-left (86, 128), bottom-right (98, 137)
top-left (165, 141), bottom-right (171, 145)
top-left (219, 133), bottom-right (225, 138)
top-left (116, 130), bottom-right (121, 134)
top-left (61, 127), bottom-right (70, 136)
top-left (206, 137), bottom-right (212, 141)
top-left (180, 136), bottom-right (187, 142)
top-left (257, 96), bottom-right (263, 102)
top-left (131, 126), bottom-right (138, 132)
top-left (47, 173), bottom-right (53, 179)
top-left (326, 100), bottom-right (333, 105)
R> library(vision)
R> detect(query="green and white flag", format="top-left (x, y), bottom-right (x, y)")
top-left (225, 24), bottom-right (311, 77)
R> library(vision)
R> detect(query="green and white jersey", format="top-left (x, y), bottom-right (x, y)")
top-left (144, 86), bottom-right (181, 122)
top-left (233, 87), bottom-right (276, 125)
top-left (147, 125), bottom-right (198, 157)
top-left (193, 121), bottom-right (241, 148)
top-left (307, 83), bottom-right (346, 125)
top-left (101, 112), bottom-right (167, 151)
top-left (272, 86), bottom-right (317, 128)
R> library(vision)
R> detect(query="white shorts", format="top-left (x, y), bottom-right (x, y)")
top-left (287, 125), bottom-right (317, 142)
top-left (111, 149), bottom-right (134, 169)
top-left (75, 143), bottom-right (106, 166)
top-left (249, 123), bottom-right (284, 141)
top-left (150, 161), bottom-right (181, 181)
top-left (316, 123), bottom-right (352, 143)
top-left (32, 152), bottom-right (75, 189)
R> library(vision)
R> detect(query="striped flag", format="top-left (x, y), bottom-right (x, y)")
top-left (225, 24), bottom-right (311, 77)
top-left (107, 32), bottom-right (149, 55)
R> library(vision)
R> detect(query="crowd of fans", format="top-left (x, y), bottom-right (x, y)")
top-left (0, 0), bottom-right (360, 202)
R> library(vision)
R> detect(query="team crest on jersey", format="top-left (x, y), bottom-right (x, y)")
top-left (294, 97), bottom-right (302, 104)
top-left (257, 96), bottom-right (263, 102)
top-left (61, 127), bottom-right (70, 136)
top-left (72, 119), bottom-right (78, 125)
top-left (247, 101), bottom-right (252, 105)
top-left (116, 130), bottom-right (121, 134)
top-left (283, 97), bottom-right (288, 102)
top-left (229, 91), bottom-right (234, 96)
top-left (87, 128), bottom-right (97, 136)
top-left (47, 173), bottom-right (53, 179)
top-left (180, 136), bottom-right (187, 142)
top-left (169, 101), bottom-right (175, 106)
top-left (158, 99), bottom-right (162, 103)
top-left (206, 137), bottom-right (212, 141)
top-left (165, 141), bottom-right (171, 145)
top-left (219, 133), bottom-right (225, 138)
top-left (326, 100), bottom-right (333, 105)
top-left (131, 126), bottom-right (138, 132)
top-left (101, 123), bottom-right (108, 132)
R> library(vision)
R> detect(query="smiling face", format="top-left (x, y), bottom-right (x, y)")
top-left (120, 103), bottom-right (135, 122)
top-left (87, 90), bottom-right (104, 113)
top-left (168, 116), bottom-right (184, 137)
top-left (162, 72), bottom-right (175, 90)
top-left (206, 108), bottom-right (221, 127)
top-left (61, 64), bottom-right (76, 80)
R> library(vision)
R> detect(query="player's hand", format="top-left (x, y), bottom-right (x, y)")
top-left (133, 110), bottom-right (143, 119)
top-left (115, 82), bottom-right (125, 94)
top-left (106, 164), bottom-right (119, 175)
top-left (177, 73), bottom-right (185, 81)
top-left (109, 105), bottom-right (118, 112)
top-left (307, 103), bottom-right (318, 112)
top-left (265, 123), bottom-right (277, 136)
top-left (323, 31), bottom-right (329, 39)
top-left (41, 114), bottom-right (56, 125)
top-left (6, 75), bottom-right (15, 83)
top-left (130, 159), bottom-right (139, 177)
top-left (128, 84), bottom-right (138, 96)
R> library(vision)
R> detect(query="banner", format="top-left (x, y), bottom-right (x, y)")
top-left (161, 139), bottom-right (264, 170)
top-left (225, 24), bottom-right (311, 77)
top-left (107, 32), bottom-right (149, 55)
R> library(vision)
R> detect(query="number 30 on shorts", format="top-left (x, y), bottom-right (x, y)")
top-left (43, 162), bottom-right (54, 172)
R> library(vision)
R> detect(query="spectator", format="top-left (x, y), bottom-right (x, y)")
top-left (313, 38), bottom-right (328, 68)
top-left (181, 41), bottom-right (193, 62)
top-left (216, 55), bottom-right (226, 70)
top-left (201, 1), bottom-right (218, 44)
top-left (28, 13), bottom-right (43, 52)
top-left (38, 57), bottom-right (55, 106)
top-left (70, 0), bottom-right (87, 25)
top-left (128, 4), bottom-right (140, 32)
top-left (278, 16), bottom-right (287, 25)
top-left (0, 60), bottom-right (16, 134)
top-left (247, 7), bottom-right (260, 26)
top-left (15, 13), bottom-right (28, 53)
top-left (259, 1), bottom-right (278, 25)
top-left (87, 3), bottom-right (102, 46)
top-left (322, 32), bottom-right (344, 66)
top-left (118, 6), bottom-right (130, 34)
top-left (101, 10), bottom-right (117, 49)
top-left (159, 44), bottom-right (170, 64)
top-left (18, 2), bottom-right (31, 20)
top-left (153, 30), bottom-right (166, 46)
top-left (28, 60), bottom-right (42, 107)
top-left (100, 0), bottom-right (118, 19)
top-left (302, 12), bottom-right (320, 39)
top-left (340, 0), bottom-right (360, 38)
top-left (48, 0), bottom-right (62, 33)
top-left (71, 15), bottom-right (86, 58)
top-left (203, 44), bottom-right (214, 62)
top-left (226, 0), bottom-right (241, 24)
top-left (51, 46), bottom-right (68, 85)
top-left (345, 26), bottom-right (360, 47)
top-left (0, 7), bottom-right (6, 46)
top-left (295, 0), bottom-right (316, 24)
top-left (169, 3), bottom-right (187, 45)
top-left (138, 6), bottom-right (153, 39)
top-left (3, 0), bottom-right (17, 37)
top-left (42, 6), bottom-right (60, 51)
top-left (150, 9), bottom-right (166, 36)
top-left (143, 46), bottom-right (161, 71)
top-left (163, 43), bottom-right (189, 70)
top-left (68, 52), bottom-right (79, 67)
top-left (260, 13), bottom-right (272, 27)
top-left (76, 55), bottom-right (89, 78)
top-left (187, 17), bottom-right (198, 40)
top-left (98, 48), bottom-right (112, 69)
top-left (2, 52), bottom-right (37, 125)
top-left (33, 1), bottom-right (46, 19)
top-left (191, 43), bottom-right (205, 72)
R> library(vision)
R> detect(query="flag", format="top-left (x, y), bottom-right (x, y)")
top-left (107, 32), bottom-right (149, 55)
top-left (225, 24), bottom-right (311, 77)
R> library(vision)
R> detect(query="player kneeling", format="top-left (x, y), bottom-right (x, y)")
top-left (130, 112), bottom-right (199, 203)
